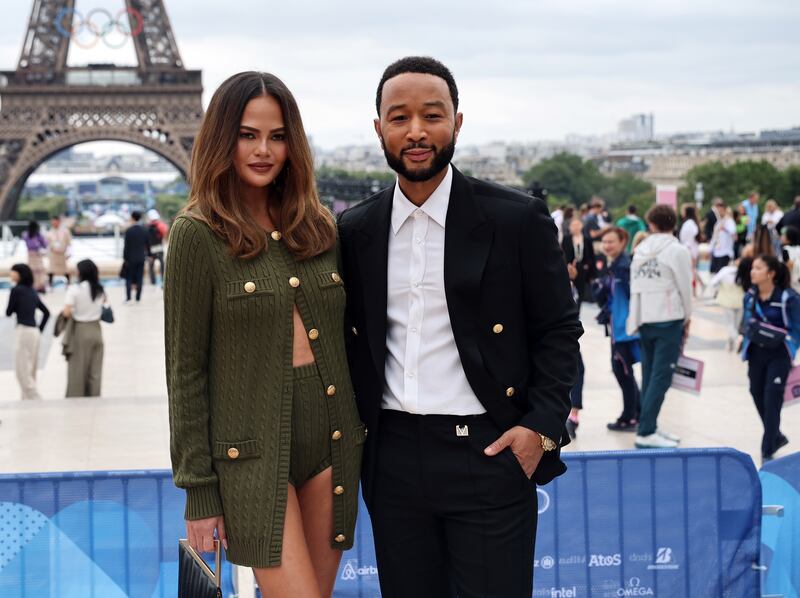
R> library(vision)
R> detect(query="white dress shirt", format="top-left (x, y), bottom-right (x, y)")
top-left (382, 166), bottom-right (486, 415)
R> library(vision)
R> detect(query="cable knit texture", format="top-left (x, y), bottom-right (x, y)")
top-left (164, 214), bottom-right (364, 567)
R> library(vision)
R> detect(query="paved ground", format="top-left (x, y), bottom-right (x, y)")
top-left (0, 268), bottom-right (797, 475)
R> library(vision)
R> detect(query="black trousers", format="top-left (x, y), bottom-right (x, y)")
top-left (569, 352), bottom-right (585, 410)
top-left (370, 410), bottom-right (537, 598)
top-left (125, 261), bottom-right (145, 301)
top-left (148, 251), bottom-right (164, 285)
top-left (611, 341), bottom-right (640, 422)
top-left (710, 255), bottom-right (731, 274)
top-left (747, 345), bottom-right (790, 457)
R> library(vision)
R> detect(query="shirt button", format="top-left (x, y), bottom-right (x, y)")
top-left (410, 327), bottom-right (417, 333)
top-left (289, 276), bottom-right (300, 288)
top-left (332, 430), bottom-right (342, 441)
top-left (227, 447), bottom-right (240, 459)
top-left (493, 323), bottom-right (504, 334)
top-left (407, 372), bottom-right (415, 378)
top-left (413, 282), bottom-right (421, 288)
top-left (333, 485), bottom-right (344, 495)
top-left (326, 385), bottom-right (337, 397)
top-left (244, 281), bottom-right (256, 294)
top-left (506, 387), bottom-right (515, 397)
top-left (351, 326), bottom-right (358, 336)
top-left (308, 328), bottom-right (319, 340)
top-left (334, 534), bottom-right (346, 543)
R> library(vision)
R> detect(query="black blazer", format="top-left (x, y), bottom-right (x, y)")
top-left (123, 223), bottom-right (149, 264)
top-left (337, 167), bottom-right (583, 506)
top-left (561, 232), bottom-right (596, 299)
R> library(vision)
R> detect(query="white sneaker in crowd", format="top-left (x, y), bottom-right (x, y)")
top-left (656, 429), bottom-right (681, 443)
top-left (635, 433), bottom-right (679, 449)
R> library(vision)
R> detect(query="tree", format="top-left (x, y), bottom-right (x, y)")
top-left (680, 160), bottom-right (788, 209)
top-left (598, 173), bottom-right (653, 210)
top-left (522, 152), bottom-right (604, 206)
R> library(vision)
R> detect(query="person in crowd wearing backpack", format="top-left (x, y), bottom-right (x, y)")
top-left (780, 225), bottom-right (800, 293)
top-left (742, 254), bottom-right (798, 461)
top-left (146, 209), bottom-right (168, 286)
top-left (593, 227), bottom-right (641, 432)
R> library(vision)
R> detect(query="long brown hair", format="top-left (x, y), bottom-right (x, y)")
top-left (184, 71), bottom-right (335, 260)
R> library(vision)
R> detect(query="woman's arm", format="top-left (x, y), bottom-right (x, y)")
top-left (163, 217), bottom-right (222, 521)
top-left (36, 297), bottom-right (50, 331)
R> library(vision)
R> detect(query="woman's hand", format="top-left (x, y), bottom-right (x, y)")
top-left (186, 516), bottom-right (228, 553)
top-left (62, 305), bottom-right (72, 319)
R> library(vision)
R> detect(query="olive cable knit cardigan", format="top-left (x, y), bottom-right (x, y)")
top-left (164, 215), bottom-right (364, 567)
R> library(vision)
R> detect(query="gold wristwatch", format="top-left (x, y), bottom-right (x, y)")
top-left (539, 433), bottom-right (557, 452)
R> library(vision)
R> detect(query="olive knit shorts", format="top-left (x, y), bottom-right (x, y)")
top-left (288, 363), bottom-right (332, 486)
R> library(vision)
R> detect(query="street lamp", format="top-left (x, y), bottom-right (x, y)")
top-left (694, 182), bottom-right (704, 210)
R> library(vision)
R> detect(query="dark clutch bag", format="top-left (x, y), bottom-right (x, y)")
top-left (178, 539), bottom-right (222, 598)
top-left (119, 261), bottom-right (128, 279)
top-left (101, 305), bottom-right (114, 324)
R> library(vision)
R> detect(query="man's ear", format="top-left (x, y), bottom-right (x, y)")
top-left (454, 112), bottom-right (464, 140)
top-left (374, 119), bottom-right (385, 149)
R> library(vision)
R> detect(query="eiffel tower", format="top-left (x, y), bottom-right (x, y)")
top-left (0, 0), bottom-right (202, 219)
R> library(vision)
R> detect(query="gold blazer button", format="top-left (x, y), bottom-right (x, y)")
top-left (493, 323), bottom-right (504, 334)
top-left (244, 281), bottom-right (256, 293)
top-left (506, 387), bottom-right (515, 397)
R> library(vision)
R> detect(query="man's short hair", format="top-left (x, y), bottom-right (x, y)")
top-left (794, 195), bottom-right (800, 209)
top-left (712, 197), bottom-right (724, 207)
top-left (376, 56), bottom-right (459, 116)
top-left (646, 204), bottom-right (677, 232)
top-left (131, 210), bottom-right (142, 222)
top-left (627, 205), bottom-right (637, 214)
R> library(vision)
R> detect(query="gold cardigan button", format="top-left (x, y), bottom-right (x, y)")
top-left (289, 276), bottom-right (300, 288)
top-left (334, 534), bottom-right (346, 543)
top-left (244, 281), bottom-right (256, 293)
top-left (227, 447), bottom-right (240, 459)
top-left (333, 485), bottom-right (344, 495)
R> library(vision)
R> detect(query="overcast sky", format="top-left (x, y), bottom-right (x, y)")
top-left (1, 0), bottom-right (798, 151)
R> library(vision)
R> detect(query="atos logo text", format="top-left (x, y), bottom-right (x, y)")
top-left (588, 553), bottom-right (622, 567)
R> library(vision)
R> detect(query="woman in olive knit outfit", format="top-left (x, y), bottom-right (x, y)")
top-left (164, 72), bottom-right (363, 598)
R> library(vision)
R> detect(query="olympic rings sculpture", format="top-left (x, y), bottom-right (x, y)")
top-left (55, 7), bottom-right (144, 50)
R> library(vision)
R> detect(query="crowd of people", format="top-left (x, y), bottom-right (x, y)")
top-left (553, 193), bottom-right (800, 461)
top-left (4, 208), bottom-right (170, 400)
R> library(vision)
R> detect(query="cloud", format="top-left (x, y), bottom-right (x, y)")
top-left (0, 0), bottom-right (797, 148)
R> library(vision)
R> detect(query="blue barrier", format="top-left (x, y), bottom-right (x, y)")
top-left (0, 449), bottom-right (761, 597)
top-left (760, 451), bottom-right (800, 598)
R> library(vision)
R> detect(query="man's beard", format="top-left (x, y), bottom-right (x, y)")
top-left (383, 135), bottom-right (456, 182)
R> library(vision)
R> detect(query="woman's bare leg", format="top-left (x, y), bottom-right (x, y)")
top-left (297, 466), bottom-right (342, 598)
top-left (252, 484), bottom-right (321, 598)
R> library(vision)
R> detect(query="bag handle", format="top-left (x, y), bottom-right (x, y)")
top-left (179, 539), bottom-right (221, 589)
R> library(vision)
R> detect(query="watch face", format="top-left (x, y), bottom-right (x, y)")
top-left (542, 436), bottom-right (556, 451)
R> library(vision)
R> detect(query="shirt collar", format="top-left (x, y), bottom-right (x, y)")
top-left (391, 164), bottom-right (452, 234)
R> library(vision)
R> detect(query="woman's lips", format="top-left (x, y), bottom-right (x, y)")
top-left (248, 163), bottom-right (274, 173)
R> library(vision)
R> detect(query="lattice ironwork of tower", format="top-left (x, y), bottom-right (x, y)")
top-left (0, 0), bottom-right (202, 219)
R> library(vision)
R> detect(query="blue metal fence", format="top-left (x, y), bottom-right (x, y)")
top-left (760, 451), bottom-right (800, 598)
top-left (0, 449), bottom-right (762, 597)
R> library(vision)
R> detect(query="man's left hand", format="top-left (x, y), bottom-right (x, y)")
top-left (484, 426), bottom-right (544, 478)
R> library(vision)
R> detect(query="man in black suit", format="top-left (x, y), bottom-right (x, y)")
top-left (122, 210), bottom-right (149, 303)
top-left (338, 56), bottom-right (582, 598)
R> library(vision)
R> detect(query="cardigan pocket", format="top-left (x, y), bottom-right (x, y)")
top-left (316, 270), bottom-right (345, 289)
top-left (212, 439), bottom-right (262, 461)
top-left (226, 277), bottom-right (275, 300)
top-left (353, 424), bottom-right (367, 445)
